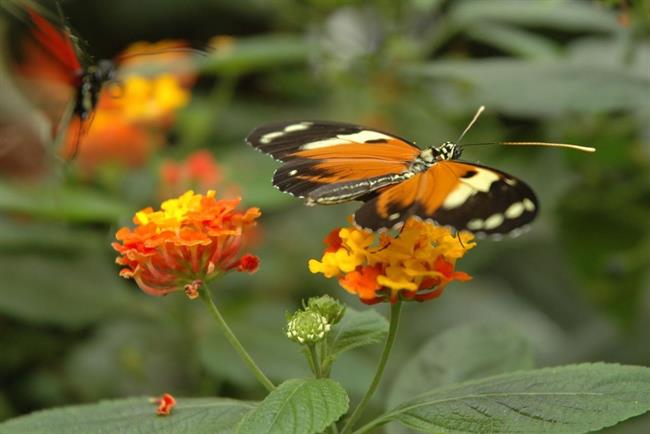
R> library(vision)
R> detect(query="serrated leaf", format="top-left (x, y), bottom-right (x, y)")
top-left (328, 308), bottom-right (389, 358)
top-left (236, 379), bottom-right (348, 434)
top-left (0, 397), bottom-right (254, 434)
top-left (387, 322), bottom-right (534, 413)
top-left (367, 363), bottom-right (650, 434)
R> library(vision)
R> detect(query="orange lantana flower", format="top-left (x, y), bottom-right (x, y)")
top-left (309, 219), bottom-right (474, 304)
top-left (113, 190), bottom-right (260, 297)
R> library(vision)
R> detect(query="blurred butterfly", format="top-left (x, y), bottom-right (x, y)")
top-left (0, 3), bottom-right (197, 167)
top-left (247, 107), bottom-right (595, 237)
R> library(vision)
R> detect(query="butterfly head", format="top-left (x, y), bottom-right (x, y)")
top-left (426, 141), bottom-right (462, 162)
top-left (76, 60), bottom-right (116, 119)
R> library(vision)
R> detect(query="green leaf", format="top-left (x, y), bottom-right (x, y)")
top-left (404, 59), bottom-right (650, 117)
top-left (328, 308), bottom-right (389, 358)
top-left (368, 363), bottom-right (650, 434)
top-left (387, 322), bottom-right (534, 412)
top-left (450, 0), bottom-right (618, 32)
top-left (199, 35), bottom-right (309, 76)
top-left (0, 397), bottom-right (254, 434)
top-left (236, 378), bottom-right (348, 434)
top-left (0, 182), bottom-right (128, 224)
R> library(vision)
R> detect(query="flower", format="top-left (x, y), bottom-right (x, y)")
top-left (306, 295), bottom-right (346, 325)
top-left (286, 310), bottom-right (331, 345)
top-left (309, 218), bottom-right (475, 304)
top-left (151, 393), bottom-right (176, 416)
top-left (159, 150), bottom-right (241, 200)
top-left (113, 190), bottom-right (261, 298)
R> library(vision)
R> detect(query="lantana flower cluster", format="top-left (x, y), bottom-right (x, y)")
top-left (113, 190), bottom-right (260, 298)
top-left (309, 219), bottom-right (475, 304)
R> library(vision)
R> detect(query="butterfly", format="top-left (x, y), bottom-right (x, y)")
top-left (246, 107), bottom-right (595, 237)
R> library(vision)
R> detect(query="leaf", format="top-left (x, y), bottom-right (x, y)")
top-left (328, 308), bottom-right (389, 358)
top-left (0, 396), bottom-right (254, 434)
top-left (387, 322), bottom-right (534, 413)
top-left (199, 35), bottom-right (309, 76)
top-left (236, 378), bottom-right (348, 434)
top-left (369, 363), bottom-right (650, 434)
top-left (449, 0), bottom-right (618, 32)
top-left (465, 23), bottom-right (558, 59)
top-left (0, 182), bottom-right (129, 224)
top-left (404, 59), bottom-right (650, 117)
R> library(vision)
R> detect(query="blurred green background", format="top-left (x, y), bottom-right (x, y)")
top-left (0, 0), bottom-right (649, 432)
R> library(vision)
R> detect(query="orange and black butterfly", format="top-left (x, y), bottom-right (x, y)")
top-left (247, 109), bottom-right (594, 237)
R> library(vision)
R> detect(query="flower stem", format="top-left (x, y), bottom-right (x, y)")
top-left (307, 344), bottom-right (322, 378)
top-left (199, 284), bottom-right (275, 392)
top-left (340, 300), bottom-right (402, 434)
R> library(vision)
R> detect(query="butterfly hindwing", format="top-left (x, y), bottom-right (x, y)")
top-left (354, 161), bottom-right (538, 236)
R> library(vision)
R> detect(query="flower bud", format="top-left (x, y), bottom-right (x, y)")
top-left (286, 310), bottom-right (331, 345)
top-left (306, 295), bottom-right (345, 325)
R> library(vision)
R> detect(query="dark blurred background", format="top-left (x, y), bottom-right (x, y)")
top-left (0, 0), bottom-right (648, 432)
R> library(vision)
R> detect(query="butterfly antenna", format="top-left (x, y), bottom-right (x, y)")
top-left (463, 141), bottom-right (596, 152)
top-left (456, 105), bottom-right (485, 145)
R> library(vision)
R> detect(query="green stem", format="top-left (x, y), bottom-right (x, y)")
top-left (340, 300), bottom-right (403, 434)
top-left (199, 284), bottom-right (275, 392)
top-left (307, 344), bottom-right (322, 378)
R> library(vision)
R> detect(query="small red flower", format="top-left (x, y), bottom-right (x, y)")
top-left (152, 393), bottom-right (176, 416)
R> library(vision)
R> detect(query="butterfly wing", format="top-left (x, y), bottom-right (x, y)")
top-left (247, 121), bottom-right (422, 200)
top-left (354, 161), bottom-right (538, 236)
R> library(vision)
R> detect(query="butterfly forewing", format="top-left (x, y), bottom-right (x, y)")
top-left (247, 121), bottom-right (421, 200)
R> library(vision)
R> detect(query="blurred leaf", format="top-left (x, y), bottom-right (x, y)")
top-left (0, 221), bottom-right (134, 328)
top-left (328, 307), bottom-right (388, 358)
top-left (404, 59), bottom-right (650, 117)
top-left (450, 0), bottom-right (619, 32)
top-left (0, 396), bottom-right (253, 434)
top-left (65, 319), bottom-right (193, 401)
top-left (0, 182), bottom-right (128, 223)
top-left (200, 35), bottom-right (309, 76)
top-left (236, 378), bottom-right (348, 434)
top-left (465, 23), bottom-right (558, 58)
top-left (198, 302), bottom-right (310, 388)
top-left (371, 363), bottom-right (650, 434)
top-left (386, 322), bottom-right (534, 413)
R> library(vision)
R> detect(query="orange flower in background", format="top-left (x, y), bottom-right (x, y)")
top-left (113, 190), bottom-right (260, 298)
top-left (309, 218), bottom-right (474, 304)
top-left (159, 150), bottom-right (242, 199)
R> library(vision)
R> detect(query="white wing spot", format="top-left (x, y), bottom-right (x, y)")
top-left (442, 183), bottom-right (473, 209)
top-left (260, 131), bottom-right (284, 144)
top-left (504, 202), bottom-right (525, 219)
top-left (467, 219), bottom-right (484, 230)
top-left (462, 168), bottom-right (500, 192)
top-left (300, 138), bottom-right (347, 150)
top-left (284, 122), bottom-right (312, 132)
top-left (523, 198), bottom-right (535, 211)
top-left (484, 213), bottom-right (504, 230)
top-left (504, 178), bottom-right (517, 186)
top-left (389, 212), bottom-right (400, 221)
top-left (288, 169), bottom-right (298, 176)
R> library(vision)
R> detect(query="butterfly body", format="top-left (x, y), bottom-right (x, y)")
top-left (247, 120), bottom-right (539, 236)
top-left (74, 59), bottom-right (115, 120)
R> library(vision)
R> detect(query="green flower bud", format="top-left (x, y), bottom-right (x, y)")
top-left (286, 310), bottom-right (331, 345)
top-left (307, 295), bottom-right (346, 325)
